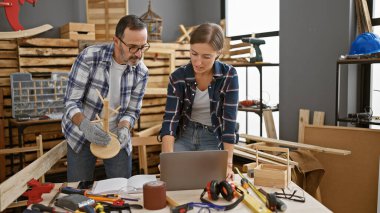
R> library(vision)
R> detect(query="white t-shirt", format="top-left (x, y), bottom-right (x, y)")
top-left (101, 57), bottom-right (127, 131)
top-left (190, 87), bottom-right (212, 126)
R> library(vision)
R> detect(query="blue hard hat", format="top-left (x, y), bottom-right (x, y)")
top-left (349, 32), bottom-right (380, 55)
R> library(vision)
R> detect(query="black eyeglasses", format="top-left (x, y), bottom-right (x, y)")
top-left (275, 188), bottom-right (306, 203)
top-left (118, 37), bottom-right (150, 54)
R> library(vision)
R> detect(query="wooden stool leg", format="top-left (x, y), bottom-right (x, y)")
top-left (138, 145), bottom-right (148, 174)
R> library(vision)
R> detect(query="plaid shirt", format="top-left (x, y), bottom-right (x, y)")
top-left (160, 61), bottom-right (239, 144)
top-left (62, 43), bottom-right (148, 153)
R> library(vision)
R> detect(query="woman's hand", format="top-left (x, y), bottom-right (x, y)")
top-left (226, 163), bottom-right (234, 181)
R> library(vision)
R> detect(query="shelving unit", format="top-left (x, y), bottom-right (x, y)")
top-left (10, 73), bottom-right (68, 119)
top-left (230, 62), bottom-right (279, 136)
top-left (335, 57), bottom-right (380, 126)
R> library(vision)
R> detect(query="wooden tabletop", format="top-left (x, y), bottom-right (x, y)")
top-left (40, 174), bottom-right (331, 213)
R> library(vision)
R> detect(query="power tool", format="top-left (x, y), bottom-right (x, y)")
top-left (241, 37), bottom-right (265, 62)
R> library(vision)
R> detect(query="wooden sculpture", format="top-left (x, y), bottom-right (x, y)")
top-left (90, 90), bottom-right (121, 159)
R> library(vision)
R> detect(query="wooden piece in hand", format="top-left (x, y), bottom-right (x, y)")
top-left (90, 136), bottom-right (120, 159)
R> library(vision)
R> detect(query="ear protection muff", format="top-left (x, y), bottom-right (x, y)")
top-left (206, 180), bottom-right (220, 200)
top-left (219, 180), bottom-right (235, 201)
top-left (200, 180), bottom-right (244, 211)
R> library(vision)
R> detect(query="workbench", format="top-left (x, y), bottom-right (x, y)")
top-left (38, 175), bottom-right (331, 213)
top-left (8, 118), bottom-right (62, 174)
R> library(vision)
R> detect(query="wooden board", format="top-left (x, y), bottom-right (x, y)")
top-left (17, 38), bottom-right (78, 75)
top-left (240, 134), bottom-right (351, 155)
top-left (304, 125), bottom-right (380, 213)
top-left (86, 0), bottom-right (128, 41)
top-left (0, 141), bottom-right (67, 211)
top-left (0, 24), bottom-right (53, 39)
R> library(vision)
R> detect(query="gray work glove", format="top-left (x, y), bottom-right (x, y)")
top-left (79, 119), bottom-right (111, 146)
top-left (117, 126), bottom-right (132, 155)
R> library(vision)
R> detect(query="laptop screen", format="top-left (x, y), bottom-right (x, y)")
top-left (160, 150), bottom-right (228, 191)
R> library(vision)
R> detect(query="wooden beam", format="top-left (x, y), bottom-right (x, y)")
top-left (0, 146), bottom-right (40, 155)
top-left (313, 111), bottom-right (325, 126)
top-left (234, 145), bottom-right (298, 166)
top-left (298, 109), bottom-right (310, 143)
top-left (0, 24), bottom-right (53, 39)
top-left (240, 134), bottom-right (351, 155)
top-left (263, 110), bottom-right (277, 139)
top-left (145, 88), bottom-right (167, 96)
top-left (0, 141), bottom-right (67, 211)
top-left (132, 136), bottom-right (160, 146)
top-left (233, 149), bottom-right (283, 166)
top-left (134, 124), bottom-right (161, 137)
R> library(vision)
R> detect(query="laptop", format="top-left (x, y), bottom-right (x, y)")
top-left (160, 150), bottom-right (228, 191)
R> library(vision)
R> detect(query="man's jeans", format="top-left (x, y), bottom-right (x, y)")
top-left (67, 142), bottom-right (132, 182)
top-left (174, 121), bottom-right (220, 151)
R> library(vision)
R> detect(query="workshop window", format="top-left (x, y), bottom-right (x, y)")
top-left (225, 0), bottom-right (279, 137)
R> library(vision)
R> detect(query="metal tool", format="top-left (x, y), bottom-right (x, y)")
top-left (22, 179), bottom-right (55, 205)
top-left (241, 37), bottom-right (265, 62)
top-left (259, 188), bottom-right (287, 212)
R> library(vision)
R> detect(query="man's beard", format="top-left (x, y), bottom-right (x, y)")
top-left (120, 44), bottom-right (140, 65)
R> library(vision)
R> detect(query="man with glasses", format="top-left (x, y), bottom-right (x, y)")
top-left (62, 15), bottom-right (149, 181)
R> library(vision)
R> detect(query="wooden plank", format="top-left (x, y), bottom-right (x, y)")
top-left (355, 0), bottom-right (364, 34)
top-left (230, 48), bottom-right (251, 56)
top-left (175, 59), bottom-right (189, 67)
top-left (19, 57), bottom-right (76, 67)
top-left (263, 110), bottom-right (277, 139)
top-left (0, 59), bottom-right (18, 68)
top-left (150, 43), bottom-right (190, 51)
top-left (175, 50), bottom-right (190, 58)
top-left (132, 136), bottom-right (160, 146)
top-left (0, 24), bottom-right (53, 39)
top-left (298, 109), bottom-right (310, 143)
top-left (148, 67), bottom-right (171, 75)
top-left (0, 89), bottom-right (5, 182)
top-left (230, 42), bottom-right (251, 49)
top-left (61, 32), bottom-right (96, 41)
top-left (233, 149), bottom-right (283, 165)
top-left (235, 145), bottom-right (298, 166)
top-left (147, 82), bottom-right (168, 88)
top-left (304, 125), bottom-right (380, 213)
top-left (136, 120), bottom-right (162, 129)
top-left (0, 78), bottom-right (10, 86)
top-left (144, 59), bottom-right (170, 67)
top-left (0, 68), bottom-right (18, 77)
top-left (148, 75), bottom-right (169, 83)
top-left (140, 114), bottom-right (163, 123)
top-left (145, 88), bottom-right (167, 96)
top-left (18, 47), bottom-right (79, 56)
top-left (20, 67), bottom-right (71, 73)
top-left (18, 38), bottom-right (78, 48)
top-left (0, 141), bottom-right (67, 211)
top-left (0, 40), bottom-right (17, 50)
top-left (0, 50), bottom-right (18, 59)
top-left (142, 97), bottom-right (166, 106)
top-left (313, 111), bottom-right (325, 126)
top-left (360, 0), bottom-right (373, 33)
top-left (134, 124), bottom-right (161, 137)
top-left (240, 134), bottom-right (351, 155)
top-left (60, 23), bottom-right (95, 34)
top-left (0, 146), bottom-right (39, 155)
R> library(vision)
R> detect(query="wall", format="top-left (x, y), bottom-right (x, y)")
top-left (279, 0), bottom-right (355, 141)
top-left (0, 0), bottom-right (86, 38)
top-left (129, 0), bottom-right (220, 42)
top-left (0, 0), bottom-right (220, 42)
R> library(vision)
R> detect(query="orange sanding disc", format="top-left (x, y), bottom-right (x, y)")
top-left (90, 136), bottom-right (120, 159)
